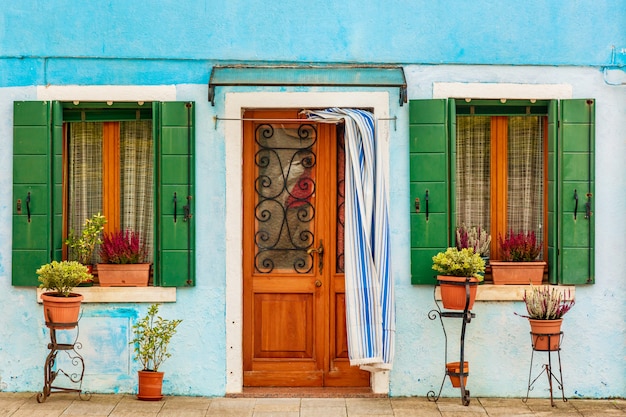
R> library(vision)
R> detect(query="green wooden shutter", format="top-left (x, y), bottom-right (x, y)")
top-left (154, 102), bottom-right (196, 287)
top-left (557, 99), bottom-right (595, 284)
top-left (409, 99), bottom-right (451, 284)
top-left (12, 101), bottom-right (62, 286)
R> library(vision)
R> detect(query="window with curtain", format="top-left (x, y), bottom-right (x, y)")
top-left (455, 115), bottom-right (545, 260)
top-left (67, 121), bottom-right (154, 264)
top-left (409, 98), bottom-right (595, 285)
top-left (12, 100), bottom-right (196, 288)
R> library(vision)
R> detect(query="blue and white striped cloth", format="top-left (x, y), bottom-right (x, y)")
top-left (306, 108), bottom-right (395, 370)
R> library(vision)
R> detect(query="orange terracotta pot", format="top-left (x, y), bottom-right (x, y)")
top-left (97, 263), bottom-right (150, 287)
top-left (529, 318), bottom-right (563, 351)
top-left (40, 292), bottom-right (83, 329)
top-left (437, 276), bottom-right (478, 310)
top-left (490, 261), bottom-right (546, 285)
top-left (446, 361), bottom-right (469, 388)
top-left (137, 370), bottom-right (164, 401)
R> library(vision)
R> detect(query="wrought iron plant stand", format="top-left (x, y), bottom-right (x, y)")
top-left (523, 331), bottom-right (566, 407)
top-left (427, 277), bottom-right (475, 406)
top-left (37, 314), bottom-right (90, 403)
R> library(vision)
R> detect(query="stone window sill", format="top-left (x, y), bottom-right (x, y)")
top-left (435, 284), bottom-right (575, 302)
top-left (36, 287), bottom-right (177, 303)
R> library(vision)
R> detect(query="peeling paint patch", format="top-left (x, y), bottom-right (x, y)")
top-left (79, 317), bottom-right (132, 375)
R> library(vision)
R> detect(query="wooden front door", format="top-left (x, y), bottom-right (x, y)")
top-left (242, 109), bottom-right (370, 387)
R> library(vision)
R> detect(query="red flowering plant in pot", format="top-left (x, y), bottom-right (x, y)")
top-left (490, 229), bottom-right (545, 285)
top-left (516, 284), bottom-right (575, 351)
top-left (97, 229), bottom-right (150, 287)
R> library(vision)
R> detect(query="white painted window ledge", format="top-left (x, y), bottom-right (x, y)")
top-left (36, 287), bottom-right (177, 303)
top-left (435, 284), bottom-right (575, 302)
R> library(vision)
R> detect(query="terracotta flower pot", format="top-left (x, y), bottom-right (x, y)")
top-left (437, 276), bottom-right (478, 310)
top-left (529, 318), bottom-right (563, 351)
top-left (137, 370), bottom-right (164, 401)
top-left (446, 361), bottom-right (469, 388)
top-left (40, 292), bottom-right (84, 329)
top-left (97, 263), bottom-right (150, 287)
top-left (490, 261), bottom-right (546, 285)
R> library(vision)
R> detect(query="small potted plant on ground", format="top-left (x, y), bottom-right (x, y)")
top-left (490, 229), bottom-right (546, 285)
top-left (65, 212), bottom-right (107, 284)
top-left (516, 284), bottom-right (575, 350)
top-left (432, 247), bottom-right (485, 310)
top-left (131, 304), bottom-right (182, 400)
top-left (37, 260), bottom-right (92, 329)
top-left (97, 229), bottom-right (150, 286)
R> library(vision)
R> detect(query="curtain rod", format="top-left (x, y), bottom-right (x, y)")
top-left (212, 115), bottom-right (397, 130)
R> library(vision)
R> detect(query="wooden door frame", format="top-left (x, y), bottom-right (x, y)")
top-left (224, 91), bottom-right (392, 394)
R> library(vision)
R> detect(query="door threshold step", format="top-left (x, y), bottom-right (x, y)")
top-left (229, 387), bottom-right (386, 398)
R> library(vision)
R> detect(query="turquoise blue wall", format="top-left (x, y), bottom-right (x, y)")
top-left (1, 1), bottom-right (625, 87)
top-left (0, 0), bottom-right (624, 399)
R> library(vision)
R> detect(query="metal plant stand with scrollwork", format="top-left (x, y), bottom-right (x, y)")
top-left (523, 331), bottom-right (566, 407)
top-left (427, 278), bottom-right (475, 406)
top-left (37, 316), bottom-right (91, 403)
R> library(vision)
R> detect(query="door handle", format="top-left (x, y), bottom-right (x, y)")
top-left (173, 192), bottom-right (178, 223)
top-left (315, 280), bottom-right (322, 287)
top-left (307, 240), bottom-right (324, 274)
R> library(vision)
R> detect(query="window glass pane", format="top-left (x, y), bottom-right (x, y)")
top-left (68, 122), bottom-right (103, 264)
top-left (120, 121), bottom-right (154, 263)
top-left (68, 121), bottom-right (154, 264)
top-left (336, 126), bottom-right (345, 273)
top-left (254, 124), bottom-right (317, 274)
top-left (507, 116), bottom-right (544, 254)
top-left (455, 116), bottom-right (491, 251)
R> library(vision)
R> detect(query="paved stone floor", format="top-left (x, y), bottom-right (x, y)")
top-left (0, 392), bottom-right (624, 417)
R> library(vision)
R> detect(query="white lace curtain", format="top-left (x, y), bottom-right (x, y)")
top-left (68, 121), bottom-right (153, 263)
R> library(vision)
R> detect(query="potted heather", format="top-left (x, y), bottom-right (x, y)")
top-left (490, 229), bottom-right (546, 285)
top-left (432, 247), bottom-right (485, 310)
top-left (516, 284), bottom-right (575, 350)
top-left (97, 229), bottom-right (150, 287)
top-left (131, 304), bottom-right (182, 400)
top-left (37, 260), bottom-right (92, 328)
top-left (455, 225), bottom-right (491, 258)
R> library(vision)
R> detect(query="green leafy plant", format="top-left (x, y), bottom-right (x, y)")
top-left (99, 229), bottom-right (148, 264)
top-left (131, 304), bottom-right (182, 371)
top-left (37, 260), bottom-right (92, 297)
top-left (498, 229), bottom-right (542, 261)
top-left (455, 225), bottom-right (491, 257)
top-left (432, 247), bottom-right (485, 280)
top-left (516, 284), bottom-right (575, 320)
top-left (65, 213), bottom-right (107, 265)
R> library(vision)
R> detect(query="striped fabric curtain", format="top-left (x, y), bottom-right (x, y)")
top-left (306, 108), bottom-right (395, 370)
